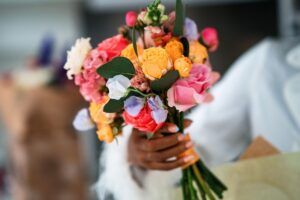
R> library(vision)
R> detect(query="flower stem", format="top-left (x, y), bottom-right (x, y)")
top-left (126, 88), bottom-right (155, 98)
top-left (192, 164), bottom-right (216, 200)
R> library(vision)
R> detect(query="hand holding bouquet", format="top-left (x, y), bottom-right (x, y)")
top-left (66, 0), bottom-right (227, 199)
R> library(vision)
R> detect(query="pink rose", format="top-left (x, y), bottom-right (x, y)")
top-left (167, 64), bottom-right (213, 112)
top-left (97, 35), bottom-right (129, 61)
top-left (201, 27), bottom-right (219, 52)
top-left (74, 49), bottom-right (107, 103)
top-left (126, 11), bottom-right (138, 27)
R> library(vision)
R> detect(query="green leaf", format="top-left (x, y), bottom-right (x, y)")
top-left (180, 37), bottom-right (189, 57)
top-left (132, 27), bottom-right (138, 57)
top-left (97, 57), bottom-right (135, 79)
top-left (173, 0), bottom-right (185, 36)
top-left (103, 99), bottom-right (124, 113)
top-left (150, 70), bottom-right (180, 92)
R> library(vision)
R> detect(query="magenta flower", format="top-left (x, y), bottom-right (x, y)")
top-left (126, 11), bottom-right (138, 27)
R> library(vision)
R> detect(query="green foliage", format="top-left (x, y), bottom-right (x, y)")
top-left (173, 0), bottom-right (185, 36)
top-left (97, 57), bottom-right (135, 79)
top-left (150, 70), bottom-right (180, 92)
top-left (103, 98), bottom-right (124, 113)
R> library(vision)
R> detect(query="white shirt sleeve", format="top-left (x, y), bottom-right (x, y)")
top-left (187, 39), bottom-right (271, 167)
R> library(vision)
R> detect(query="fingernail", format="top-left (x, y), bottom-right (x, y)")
top-left (185, 141), bottom-right (194, 148)
top-left (169, 124), bottom-right (179, 133)
top-left (183, 155), bottom-right (194, 163)
top-left (178, 134), bottom-right (185, 141)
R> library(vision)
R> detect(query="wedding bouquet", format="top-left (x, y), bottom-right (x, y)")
top-left (65, 0), bottom-right (227, 199)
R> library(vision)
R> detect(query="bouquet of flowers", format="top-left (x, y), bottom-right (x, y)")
top-left (65, 0), bottom-right (227, 199)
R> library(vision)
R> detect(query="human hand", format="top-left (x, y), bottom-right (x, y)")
top-left (128, 119), bottom-right (194, 171)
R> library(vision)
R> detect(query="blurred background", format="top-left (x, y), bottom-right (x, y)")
top-left (0, 0), bottom-right (299, 199)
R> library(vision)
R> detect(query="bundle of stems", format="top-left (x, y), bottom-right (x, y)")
top-left (176, 112), bottom-right (227, 200)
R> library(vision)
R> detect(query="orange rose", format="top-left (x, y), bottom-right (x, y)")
top-left (189, 41), bottom-right (208, 64)
top-left (89, 96), bottom-right (116, 125)
top-left (141, 47), bottom-right (173, 80)
top-left (96, 124), bottom-right (114, 143)
top-left (165, 39), bottom-right (184, 62)
top-left (174, 57), bottom-right (193, 78)
top-left (121, 44), bottom-right (143, 68)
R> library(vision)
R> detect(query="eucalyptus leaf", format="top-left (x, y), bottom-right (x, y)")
top-left (103, 99), bottom-right (124, 113)
top-left (173, 0), bottom-right (185, 36)
top-left (150, 70), bottom-right (180, 92)
top-left (180, 37), bottom-right (189, 57)
top-left (97, 57), bottom-right (135, 79)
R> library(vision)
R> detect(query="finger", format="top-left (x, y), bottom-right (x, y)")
top-left (157, 123), bottom-right (179, 134)
top-left (143, 155), bottom-right (194, 171)
top-left (183, 119), bottom-right (193, 129)
top-left (144, 141), bottom-right (194, 162)
top-left (139, 133), bottom-right (185, 152)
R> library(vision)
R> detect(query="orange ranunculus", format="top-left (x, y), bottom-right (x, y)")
top-left (174, 57), bottom-right (193, 78)
top-left (141, 47), bottom-right (173, 80)
top-left (89, 96), bottom-right (116, 125)
top-left (165, 39), bottom-right (184, 62)
top-left (121, 43), bottom-right (143, 68)
top-left (189, 41), bottom-right (208, 64)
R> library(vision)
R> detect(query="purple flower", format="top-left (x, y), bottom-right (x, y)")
top-left (147, 96), bottom-right (168, 124)
top-left (124, 96), bottom-right (145, 117)
top-left (184, 18), bottom-right (199, 41)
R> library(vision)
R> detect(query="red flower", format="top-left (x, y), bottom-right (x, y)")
top-left (123, 103), bottom-right (164, 133)
top-left (97, 35), bottom-right (129, 61)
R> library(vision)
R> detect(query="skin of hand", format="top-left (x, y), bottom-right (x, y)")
top-left (128, 119), bottom-right (195, 171)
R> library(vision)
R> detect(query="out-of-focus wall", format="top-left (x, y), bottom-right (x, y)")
top-left (0, 1), bottom-right (83, 72)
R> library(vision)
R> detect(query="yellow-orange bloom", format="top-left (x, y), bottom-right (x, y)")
top-left (189, 41), bottom-right (208, 64)
top-left (89, 96), bottom-right (116, 125)
top-left (121, 44), bottom-right (143, 68)
top-left (165, 39), bottom-right (184, 62)
top-left (141, 47), bottom-right (173, 80)
top-left (96, 124), bottom-right (114, 143)
top-left (174, 57), bottom-right (193, 78)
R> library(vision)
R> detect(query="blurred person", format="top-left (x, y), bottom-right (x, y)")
top-left (95, 37), bottom-right (300, 200)
top-left (94, 2), bottom-right (300, 200)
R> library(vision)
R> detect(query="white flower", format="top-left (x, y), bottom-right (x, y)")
top-left (64, 38), bottom-right (92, 80)
top-left (106, 75), bottom-right (131, 100)
top-left (73, 108), bottom-right (95, 131)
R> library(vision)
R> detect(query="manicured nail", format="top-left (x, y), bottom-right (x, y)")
top-left (178, 134), bottom-right (185, 141)
top-left (185, 141), bottom-right (194, 148)
top-left (183, 155), bottom-right (194, 163)
top-left (169, 124), bottom-right (179, 132)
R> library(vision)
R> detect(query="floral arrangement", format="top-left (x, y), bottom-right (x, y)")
top-left (65, 0), bottom-right (227, 199)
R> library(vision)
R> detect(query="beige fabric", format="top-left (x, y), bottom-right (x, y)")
top-left (214, 153), bottom-right (300, 200)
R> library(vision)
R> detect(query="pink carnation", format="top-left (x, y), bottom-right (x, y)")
top-left (167, 64), bottom-right (213, 112)
top-left (130, 68), bottom-right (150, 92)
top-left (74, 35), bottom-right (129, 103)
top-left (97, 34), bottom-right (129, 61)
top-left (74, 49), bottom-right (107, 103)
